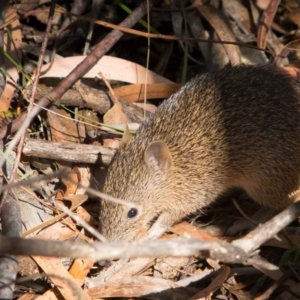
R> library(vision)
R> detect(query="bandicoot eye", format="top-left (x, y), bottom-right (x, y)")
top-left (127, 208), bottom-right (138, 219)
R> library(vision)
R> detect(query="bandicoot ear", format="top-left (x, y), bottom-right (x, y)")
top-left (144, 141), bottom-right (173, 173)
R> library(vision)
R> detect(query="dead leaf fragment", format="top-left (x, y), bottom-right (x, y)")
top-left (113, 83), bottom-right (182, 102)
top-left (0, 5), bottom-right (22, 117)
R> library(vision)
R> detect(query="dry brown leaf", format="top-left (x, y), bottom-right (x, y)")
top-left (112, 83), bottom-right (182, 102)
top-left (282, 66), bottom-right (300, 79)
top-left (256, 0), bottom-right (273, 10)
top-left (103, 103), bottom-right (129, 124)
top-left (87, 276), bottom-right (181, 299)
top-left (0, 5), bottom-right (22, 115)
top-left (194, 0), bottom-right (241, 65)
top-left (47, 109), bottom-right (84, 196)
top-left (286, 10), bottom-right (300, 26)
top-left (99, 71), bottom-right (131, 127)
top-left (155, 257), bottom-right (191, 280)
top-left (188, 265), bottom-right (231, 300)
top-left (206, 258), bottom-right (221, 271)
top-left (76, 206), bottom-right (98, 227)
top-left (64, 194), bottom-right (89, 210)
top-left (69, 258), bottom-right (94, 286)
top-left (18, 294), bottom-right (36, 300)
top-left (102, 137), bottom-right (122, 149)
top-left (103, 102), bottom-right (130, 148)
top-left (33, 256), bottom-right (91, 300)
top-left (36, 221), bottom-right (77, 241)
top-left (31, 210), bottom-right (92, 300)
top-left (257, 0), bottom-right (281, 49)
top-left (171, 221), bottom-right (233, 242)
top-left (134, 102), bottom-right (157, 113)
top-left (60, 169), bottom-right (79, 196)
top-left (59, 217), bottom-right (81, 240)
top-left (223, 1), bottom-right (252, 34)
top-left (48, 109), bottom-right (82, 143)
top-left (34, 289), bottom-right (59, 300)
top-left (274, 41), bottom-right (300, 66)
top-left (41, 55), bottom-right (174, 84)
top-left (105, 257), bottom-right (154, 282)
top-left (22, 195), bottom-right (87, 237)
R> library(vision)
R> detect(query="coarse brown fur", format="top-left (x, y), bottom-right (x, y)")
top-left (99, 64), bottom-right (300, 241)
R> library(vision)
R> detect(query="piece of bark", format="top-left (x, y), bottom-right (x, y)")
top-left (23, 138), bottom-right (116, 165)
top-left (26, 82), bottom-right (150, 123)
